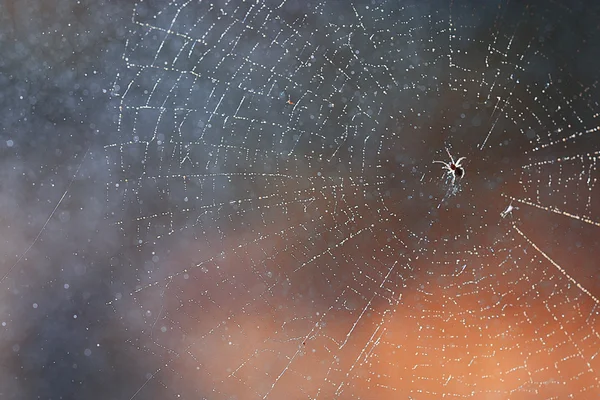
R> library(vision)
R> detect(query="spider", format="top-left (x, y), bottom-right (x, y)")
top-left (500, 201), bottom-right (519, 219)
top-left (433, 148), bottom-right (466, 186)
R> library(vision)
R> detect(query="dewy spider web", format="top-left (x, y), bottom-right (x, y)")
top-left (106, 0), bottom-right (600, 398)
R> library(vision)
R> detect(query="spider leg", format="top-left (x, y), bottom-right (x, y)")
top-left (433, 160), bottom-right (449, 166)
top-left (455, 156), bottom-right (466, 166)
top-left (433, 161), bottom-right (453, 174)
top-left (445, 147), bottom-right (455, 164)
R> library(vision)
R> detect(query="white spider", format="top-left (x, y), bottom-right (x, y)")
top-left (500, 201), bottom-right (518, 219)
top-left (433, 148), bottom-right (466, 186)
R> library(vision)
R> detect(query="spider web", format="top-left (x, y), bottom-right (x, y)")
top-left (106, 0), bottom-right (600, 398)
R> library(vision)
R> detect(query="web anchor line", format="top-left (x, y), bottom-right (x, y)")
top-left (0, 147), bottom-right (89, 285)
top-left (503, 195), bottom-right (600, 228)
top-left (513, 225), bottom-right (600, 305)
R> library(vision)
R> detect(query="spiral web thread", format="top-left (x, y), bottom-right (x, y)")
top-left (106, 1), bottom-right (600, 398)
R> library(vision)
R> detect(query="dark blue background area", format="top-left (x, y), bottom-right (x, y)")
top-left (0, 1), bottom-right (136, 399)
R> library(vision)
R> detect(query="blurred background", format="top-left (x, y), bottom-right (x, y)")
top-left (1, 0), bottom-right (600, 399)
